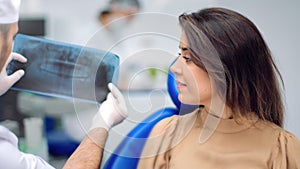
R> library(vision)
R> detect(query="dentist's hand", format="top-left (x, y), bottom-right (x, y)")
top-left (0, 52), bottom-right (27, 96)
top-left (90, 83), bottom-right (128, 131)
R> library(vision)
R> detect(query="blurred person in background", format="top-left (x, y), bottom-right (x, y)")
top-left (91, 0), bottom-right (175, 90)
top-left (91, 0), bottom-right (141, 51)
top-left (88, 0), bottom-right (143, 90)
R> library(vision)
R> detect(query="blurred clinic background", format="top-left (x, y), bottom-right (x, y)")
top-left (0, 0), bottom-right (299, 168)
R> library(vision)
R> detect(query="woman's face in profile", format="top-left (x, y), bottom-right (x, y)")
top-left (170, 32), bottom-right (212, 106)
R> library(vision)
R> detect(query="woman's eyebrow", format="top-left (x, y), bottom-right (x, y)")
top-left (179, 46), bottom-right (189, 51)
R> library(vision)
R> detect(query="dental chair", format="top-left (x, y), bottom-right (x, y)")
top-left (103, 65), bottom-right (198, 169)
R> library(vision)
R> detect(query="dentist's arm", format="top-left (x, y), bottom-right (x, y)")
top-left (0, 52), bottom-right (27, 96)
top-left (63, 83), bottom-right (128, 169)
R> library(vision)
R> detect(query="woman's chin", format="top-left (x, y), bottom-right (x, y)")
top-left (178, 94), bottom-right (189, 104)
top-left (178, 94), bottom-right (201, 105)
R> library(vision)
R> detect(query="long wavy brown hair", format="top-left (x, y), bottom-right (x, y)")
top-left (179, 8), bottom-right (284, 127)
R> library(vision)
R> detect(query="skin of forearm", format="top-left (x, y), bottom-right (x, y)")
top-left (63, 128), bottom-right (108, 169)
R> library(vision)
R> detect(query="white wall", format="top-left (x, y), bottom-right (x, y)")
top-left (19, 0), bottom-right (300, 138)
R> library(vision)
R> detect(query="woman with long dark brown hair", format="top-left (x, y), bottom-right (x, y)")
top-left (63, 7), bottom-right (300, 169)
top-left (137, 8), bottom-right (300, 168)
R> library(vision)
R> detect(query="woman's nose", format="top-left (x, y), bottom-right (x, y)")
top-left (170, 58), bottom-right (182, 75)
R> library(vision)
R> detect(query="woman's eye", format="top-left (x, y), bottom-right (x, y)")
top-left (183, 56), bottom-right (191, 62)
top-left (178, 53), bottom-right (191, 62)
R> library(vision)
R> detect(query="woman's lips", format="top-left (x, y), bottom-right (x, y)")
top-left (176, 80), bottom-right (187, 90)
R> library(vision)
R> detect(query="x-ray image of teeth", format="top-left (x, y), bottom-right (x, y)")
top-left (8, 34), bottom-right (119, 103)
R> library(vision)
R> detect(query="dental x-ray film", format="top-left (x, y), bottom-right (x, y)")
top-left (9, 34), bottom-right (119, 103)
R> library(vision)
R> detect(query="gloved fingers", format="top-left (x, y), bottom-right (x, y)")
top-left (106, 92), bottom-right (114, 102)
top-left (108, 83), bottom-right (124, 104)
top-left (11, 52), bottom-right (27, 63)
top-left (108, 83), bottom-right (128, 118)
top-left (106, 91), bottom-right (128, 118)
top-left (6, 69), bottom-right (25, 86)
top-left (4, 52), bottom-right (27, 68)
top-left (106, 92), bottom-right (122, 115)
top-left (95, 90), bottom-right (128, 131)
